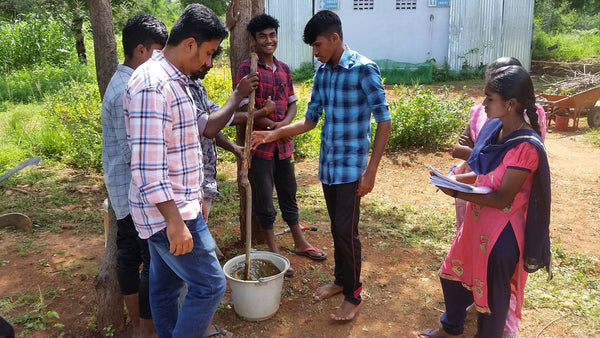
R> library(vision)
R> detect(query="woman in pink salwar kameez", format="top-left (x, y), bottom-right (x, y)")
top-left (420, 65), bottom-right (551, 338)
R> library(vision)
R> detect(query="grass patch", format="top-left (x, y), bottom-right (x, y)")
top-left (525, 246), bottom-right (600, 335)
top-left (0, 288), bottom-right (63, 335)
top-left (0, 166), bottom-right (105, 235)
top-left (584, 128), bottom-right (600, 147)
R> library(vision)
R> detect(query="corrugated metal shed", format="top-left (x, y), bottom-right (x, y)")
top-left (265, 0), bottom-right (314, 71)
top-left (448, 0), bottom-right (534, 71)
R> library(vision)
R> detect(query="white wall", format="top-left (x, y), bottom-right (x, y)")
top-left (314, 0), bottom-right (450, 65)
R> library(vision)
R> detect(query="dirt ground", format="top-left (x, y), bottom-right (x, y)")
top-left (1, 89), bottom-right (599, 337)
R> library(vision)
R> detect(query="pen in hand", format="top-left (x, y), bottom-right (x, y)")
top-left (435, 164), bottom-right (458, 193)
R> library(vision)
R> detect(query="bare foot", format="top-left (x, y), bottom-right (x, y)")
top-left (330, 300), bottom-right (361, 321)
top-left (313, 283), bottom-right (343, 301)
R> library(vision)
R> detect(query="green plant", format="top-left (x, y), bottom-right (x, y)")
top-left (291, 62), bottom-right (316, 83)
top-left (584, 128), bottom-right (600, 147)
top-left (0, 13), bottom-right (78, 72)
top-left (42, 81), bottom-right (102, 172)
top-left (290, 81), bottom-right (321, 159)
top-left (532, 2), bottom-right (600, 60)
top-left (17, 240), bottom-right (34, 257)
top-left (103, 324), bottom-right (115, 337)
top-left (429, 60), bottom-right (486, 83)
top-left (524, 246), bottom-right (600, 334)
top-left (0, 63), bottom-right (93, 103)
top-left (5, 289), bottom-right (63, 335)
top-left (384, 85), bottom-right (472, 150)
top-left (204, 61), bottom-right (233, 107)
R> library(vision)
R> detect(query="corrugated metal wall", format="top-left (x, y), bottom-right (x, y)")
top-left (448, 0), bottom-right (534, 71)
top-left (265, 0), bottom-right (314, 71)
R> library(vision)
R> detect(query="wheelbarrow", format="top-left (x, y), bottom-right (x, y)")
top-left (537, 86), bottom-right (600, 130)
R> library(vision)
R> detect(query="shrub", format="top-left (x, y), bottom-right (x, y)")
top-left (0, 63), bottom-right (93, 103)
top-left (0, 13), bottom-right (77, 72)
top-left (384, 85), bottom-right (473, 150)
top-left (429, 60), bottom-right (486, 83)
top-left (291, 81), bottom-right (321, 159)
top-left (204, 61), bottom-right (233, 108)
top-left (41, 82), bottom-right (102, 172)
top-left (291, 62), bottom-right (316, 83)
top-left (532, 5), bottom-right (600, 61)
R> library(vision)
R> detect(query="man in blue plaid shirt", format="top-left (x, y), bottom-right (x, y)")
top-left (251, 10), bottom-right (391, 321)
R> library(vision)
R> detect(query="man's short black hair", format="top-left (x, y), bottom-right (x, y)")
top-left (167, 3), bottom-right (228, 47)
top-left (247, 13), bottom-right (279, 38)
top-left (303, 10), bottom-right (343, 45)
top-left (122, 14), bottom-right (168, 58)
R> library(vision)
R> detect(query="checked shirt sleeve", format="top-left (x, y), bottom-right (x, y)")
top-left (305, 69), bottom-right (325, 123)
top-left (126, 87), bottom-right (175, 205)
top-left (360, 63), bottom-right (391, 123)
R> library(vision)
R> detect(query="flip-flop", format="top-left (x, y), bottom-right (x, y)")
top-left (292, 247), bottom-right (327, 261)
top-left (417, 328), bottom-right (461, 338)
top-left (204, 324), bottom-right (233, 338)
top-left (417, 328), bottom-right (443, 338)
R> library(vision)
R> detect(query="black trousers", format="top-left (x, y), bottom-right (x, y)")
top-left (440, 223), bottom-right (519, 337)
top-left (250, 154), bottom-right (299, 230)
top-left (116, 214), bottom-right (152, 319)
top-left (322, 181), bottom-right (362, 305)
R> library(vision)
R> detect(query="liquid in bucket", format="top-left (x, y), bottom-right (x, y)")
top-left (230, 258), bottom-right (281, 281)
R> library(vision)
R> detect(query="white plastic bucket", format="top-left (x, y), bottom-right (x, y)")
top-left (222, 251), bottom-right (289, 321)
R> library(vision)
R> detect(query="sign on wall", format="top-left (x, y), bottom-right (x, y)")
top-left (319, 0), bottom-right (339, 10)
top-left (429, 0), bottom-right (450, 7)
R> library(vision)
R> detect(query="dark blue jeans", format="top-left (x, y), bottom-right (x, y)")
top-left (147, 216), bottom-right (226, 338)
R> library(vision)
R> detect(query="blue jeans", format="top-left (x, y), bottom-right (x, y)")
top-left (147, 216), bottom-right (226, 338)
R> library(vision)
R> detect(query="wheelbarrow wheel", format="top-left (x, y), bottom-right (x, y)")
top-left (588, 106), bottom-right (600, 128)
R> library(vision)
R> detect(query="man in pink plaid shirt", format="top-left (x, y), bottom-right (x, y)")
top-left (124, 4), bottom-right (258, 336)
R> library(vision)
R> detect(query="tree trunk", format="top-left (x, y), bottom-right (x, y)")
top-left (88, 0), bottom-right (122, 334)
top-left (93, 199), bottom-right (125, 334)
top-left (72, 9), bottom-right (87, 64)
top-left (88, 0), bottom-right (118, 99)
top-left (230, 0), bottom-right (266, 245)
